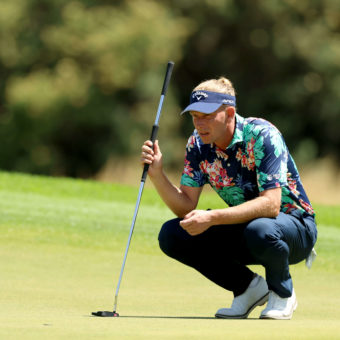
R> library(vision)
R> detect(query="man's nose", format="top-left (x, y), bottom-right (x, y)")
top-left (194, 117), bottom-right (205, 127)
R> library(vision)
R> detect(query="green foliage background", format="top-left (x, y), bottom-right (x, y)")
top-left (0, 0), bottom-right (339, 177)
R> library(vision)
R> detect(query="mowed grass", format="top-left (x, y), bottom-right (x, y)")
top-left (1, 171), bottom-right (340, 339)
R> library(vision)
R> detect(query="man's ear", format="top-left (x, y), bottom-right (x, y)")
top-left (226, 106), bottom-right (235, 121)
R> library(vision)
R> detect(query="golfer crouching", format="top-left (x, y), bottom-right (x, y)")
top-left (140, 77), bottom-right (317, 320)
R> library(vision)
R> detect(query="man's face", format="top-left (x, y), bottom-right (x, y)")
top-left (190, 106), bottom-right (230, 146)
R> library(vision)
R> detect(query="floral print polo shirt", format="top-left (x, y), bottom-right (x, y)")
top-left (180, 113), bottom-right (315, 216)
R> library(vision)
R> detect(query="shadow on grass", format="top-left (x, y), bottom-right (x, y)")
top-left (120, 316), bottom-right (260, 320)
top-left (120, 315), bottom-right (216, 320)
top-left (89, 314), bottom-right (259, 320)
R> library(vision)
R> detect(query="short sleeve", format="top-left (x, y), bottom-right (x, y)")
top-left (255, 126), bottom-right (288, 192)
top-left (180, 134), bottom-right (207, 187)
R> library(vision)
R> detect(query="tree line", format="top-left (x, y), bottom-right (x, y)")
top-left (0, 0), bottom-right (339, 177)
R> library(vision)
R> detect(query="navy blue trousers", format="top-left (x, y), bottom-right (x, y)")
top-left (158, 210), bottom-right (317, 298)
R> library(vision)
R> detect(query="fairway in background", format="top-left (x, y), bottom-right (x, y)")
top-left (1, 171), bottom-right (340, 339)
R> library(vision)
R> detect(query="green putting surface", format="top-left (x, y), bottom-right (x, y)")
top-left (1, 171), bottom-right (339, 339)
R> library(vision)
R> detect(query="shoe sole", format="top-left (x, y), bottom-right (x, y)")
top-left (215, 292), bottom-right (269, 319)
top-left (259, 299), bottom-right (298, 320)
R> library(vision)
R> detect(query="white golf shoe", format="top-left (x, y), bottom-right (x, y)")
top-left (260, 289), bottom-right (297, 320)
top-left (215, 274), bottom-right (269, 319)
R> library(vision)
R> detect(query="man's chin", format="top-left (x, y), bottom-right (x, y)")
top-left (198, 134), bottom-right (211, 143)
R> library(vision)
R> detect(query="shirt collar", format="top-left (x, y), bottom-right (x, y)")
top-left (227, 113), bottom-right (245, 149)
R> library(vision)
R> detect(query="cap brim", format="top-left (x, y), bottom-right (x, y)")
top-left (181, 102), bottom-right (222, 115)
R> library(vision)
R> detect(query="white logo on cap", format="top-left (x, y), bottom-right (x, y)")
top-left (192, 91), bottom-right (208, 101)
top-left (222, 99), bottom-right (234, 105)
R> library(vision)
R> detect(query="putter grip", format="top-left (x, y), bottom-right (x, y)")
top-left (161, 61), bottom-right (175, 95)
top-left (141, 124), bottom-right (159, 182)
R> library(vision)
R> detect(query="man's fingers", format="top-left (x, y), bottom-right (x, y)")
top-left (183, 210), bottom-right (196, 220)
top-left (153, 140), bottom-right (160, 153)
top-left (141, 155), bottom-right (153, 165)
top-left (142, 144), bottom-right (154, 155)
top-left (141, 150), bottom-right (154, 160)
top-left (180, 210), bottom-right (199, 228)
top-left (144, 140), bottom-right (153, 147)
top-left (180, 216), bottom-right (194, 228)
top-left (180, 223), bottom-right (198, 236)
top-left (179, 220), bottom-right (188, 228)
top-left (141, 140), bottom-right (155, 166)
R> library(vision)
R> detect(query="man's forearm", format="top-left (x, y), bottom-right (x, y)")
top-left (211, 194), bottom-right (280, 225)
top-left (149, 171), bottom-right (196, 217)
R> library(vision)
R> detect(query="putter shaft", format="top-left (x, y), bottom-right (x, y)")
top-left (113, 180), bottom-right (145, 313)
top-left (111, 61), bottom-right (175, 314)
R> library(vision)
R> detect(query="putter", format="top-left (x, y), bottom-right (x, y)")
top-left (92, 61), bottom-right (174, 318)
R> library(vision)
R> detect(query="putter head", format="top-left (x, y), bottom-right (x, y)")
top-left (92, 311), bottom-right (119, 317)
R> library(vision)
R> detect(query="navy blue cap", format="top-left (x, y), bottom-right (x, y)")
top-left (181, 90), bottom-right (236, 114)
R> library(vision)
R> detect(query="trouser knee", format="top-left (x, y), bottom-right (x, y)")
top-left (158, 218), bottom-right (182, 258)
